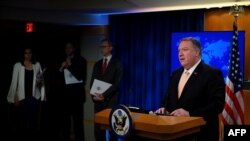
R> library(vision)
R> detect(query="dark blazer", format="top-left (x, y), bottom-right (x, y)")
top-left (162, 61), bottom-right (225, 141)
top-left (62, 55), bottom-right (87, 102)
top-left (90, 57), bottom-right (123, 110)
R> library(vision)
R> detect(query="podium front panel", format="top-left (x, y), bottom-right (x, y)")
top-left (95, 109), bottom-right (206, 140)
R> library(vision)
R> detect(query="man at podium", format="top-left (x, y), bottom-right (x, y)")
top-left (156, 37), bottom-right (225, 141)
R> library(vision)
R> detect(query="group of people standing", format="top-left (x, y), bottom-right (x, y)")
top-left (6, 37), bottom-right (226, 141)
top-left (7, 38), bottom-right (122, 141)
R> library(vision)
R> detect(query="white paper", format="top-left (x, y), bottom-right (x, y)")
top-left (90, 79), bottom-right (112, 96)
top-left (64, 69), bottom-right (83, 85)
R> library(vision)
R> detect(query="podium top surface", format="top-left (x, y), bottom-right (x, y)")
top-left (95, 108), bottom-right (206, 134)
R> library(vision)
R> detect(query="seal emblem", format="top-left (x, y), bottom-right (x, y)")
top-left (96, 86), bottom-right (101, 91)
top-left (109, 105), bottom-right (133, 138)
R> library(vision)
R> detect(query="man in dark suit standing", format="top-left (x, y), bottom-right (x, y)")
top-left (90, 39), bottom-right (123, 141)
top-left (59, 42), bottom-right (87, 141)
top-left (156, 37), bottom-right (225, 141)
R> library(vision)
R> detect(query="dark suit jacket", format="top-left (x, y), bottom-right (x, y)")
top-left (162, 61), bottom-right (225, 141)
top-left (62, 55), bottom-right (87, 103)
top-left (90, 57), bottom-right (123, 111)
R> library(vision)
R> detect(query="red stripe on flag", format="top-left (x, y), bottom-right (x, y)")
top-left (224, 102), bottom-right (237, 124)
top-left (225, 85), bottom-right (244, 123)
top-left (221, 114), bottom-right (229, 125)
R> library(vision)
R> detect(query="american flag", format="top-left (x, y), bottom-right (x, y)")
top-left (222, 21), bottom-right (244, 125)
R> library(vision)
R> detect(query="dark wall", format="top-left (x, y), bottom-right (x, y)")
top-left (0, 21), bottom-right (83, 138)
top-left (0, 20), bottom-right (83, 96)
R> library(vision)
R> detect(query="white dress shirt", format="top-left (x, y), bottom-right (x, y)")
top-left (103, 55), bottom-right (112, 66)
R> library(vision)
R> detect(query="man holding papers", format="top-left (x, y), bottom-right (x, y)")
top-left (90, 39), bottom-right (123, 141)
top-left (59, 42), bottom-right (87, 141)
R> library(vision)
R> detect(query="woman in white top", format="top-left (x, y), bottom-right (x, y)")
top-left (7, 47), bottom-right (44, 140)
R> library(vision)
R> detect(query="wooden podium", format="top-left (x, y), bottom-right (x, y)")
top-left (95, 109), bottom-right (206, 140)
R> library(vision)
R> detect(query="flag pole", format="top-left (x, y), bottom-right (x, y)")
top-left (220, 5), bottom-right (245, 140)
top-left (221, 3), bottom-right (245, 126)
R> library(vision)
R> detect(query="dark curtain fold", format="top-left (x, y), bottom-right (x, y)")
top-left (109, 10), bottom-right (204, 111)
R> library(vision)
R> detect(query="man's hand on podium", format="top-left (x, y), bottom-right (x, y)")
top-left (155, 107), bottom-right (169, 115)
top-left (170, 108), bottom-right (189, 116)
top-left (155, 107), bottom-right (189, 116)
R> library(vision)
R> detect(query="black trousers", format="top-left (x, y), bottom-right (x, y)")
top-left (94, 103), bottom-right (107, 141)
top-left (8, 97), bottom-right (40, 141)
top-left (62, 85), bottom-right (85, 141)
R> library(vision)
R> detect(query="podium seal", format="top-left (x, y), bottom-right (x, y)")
top-left (109, 105), bottom-right (133, 138)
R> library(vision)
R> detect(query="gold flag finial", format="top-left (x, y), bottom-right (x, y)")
top-left (229, 4), bottom-right (244, 18)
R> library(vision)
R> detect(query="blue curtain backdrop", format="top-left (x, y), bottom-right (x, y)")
top-left (109, 10), bottom-right (204, 111)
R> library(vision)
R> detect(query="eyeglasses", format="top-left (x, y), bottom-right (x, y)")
top-left (100, 45), bottom-right (110, 48)
top-left (24, 52), bottom-right (32, 54)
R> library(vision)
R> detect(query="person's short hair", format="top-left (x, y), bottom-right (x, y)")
top-left (179, 37), bottom-right (202, 55)
top-left (101, 38), bottom-right (113, 47)
top-left (65, 41), bottom-right (76, 48)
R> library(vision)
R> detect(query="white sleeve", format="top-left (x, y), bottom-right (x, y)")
top-left (36, 62), bottom-right (42, 73)
top-left (7, 63), bottom-right (19, 103)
